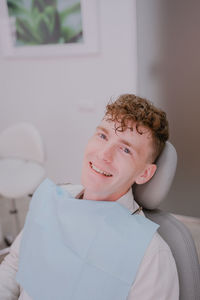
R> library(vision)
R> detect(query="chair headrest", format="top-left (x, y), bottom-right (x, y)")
top-left (132, 141), bottom-right (177, 210)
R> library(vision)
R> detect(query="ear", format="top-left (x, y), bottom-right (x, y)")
top-left (135, 164), bottom-right (157, 185)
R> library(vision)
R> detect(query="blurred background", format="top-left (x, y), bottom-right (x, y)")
top-left (136, 0), bottom-right (200, 217)
top-left (0, 0), bottom-right (199, 249)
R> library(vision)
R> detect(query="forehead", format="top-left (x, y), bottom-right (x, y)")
top-left (98, 119), bottom-right (152, 142)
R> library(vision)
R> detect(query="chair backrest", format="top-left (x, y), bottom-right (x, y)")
top-left (0, 122), bottom-right (45, 164)
top-left (133, 142), bottom-right (200, 300)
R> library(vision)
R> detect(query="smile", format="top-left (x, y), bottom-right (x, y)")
top-left (89, 162), bottom-right (113, 177)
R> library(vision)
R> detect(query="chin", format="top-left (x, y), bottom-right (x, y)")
top-left (82, 179), bottom-right (103, 194)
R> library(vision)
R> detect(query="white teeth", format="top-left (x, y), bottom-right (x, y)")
top-left (90, 163), bottom-right (112, 177)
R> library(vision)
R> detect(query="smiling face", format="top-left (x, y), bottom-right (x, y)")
top-left (81, 118), bottom-right (157, 201)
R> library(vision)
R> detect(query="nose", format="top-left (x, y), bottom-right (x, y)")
top-left (97, 144), bottom-right (114, 163)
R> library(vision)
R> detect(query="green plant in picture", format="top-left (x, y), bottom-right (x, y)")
top-left (7, 0), bottom-right (83, 46)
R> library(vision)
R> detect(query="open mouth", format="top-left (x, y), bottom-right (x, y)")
top-left (89, 162), bottom-right (113, 177)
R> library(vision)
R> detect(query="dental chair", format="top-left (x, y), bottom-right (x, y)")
top-left (133, 142), bottom-right (200, 300)
top-left (0, 122), bottom-right (46, 244)
top-left (0, 142), bottom-right (199, 299)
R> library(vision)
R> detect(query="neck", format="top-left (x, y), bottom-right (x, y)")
top-left (82, 189), bottom-right (128, 202)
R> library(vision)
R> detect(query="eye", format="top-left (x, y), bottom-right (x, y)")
top-left (99, 133), bottom-right (107, 140)
top-left (123, 147), bottom-right (131, 154)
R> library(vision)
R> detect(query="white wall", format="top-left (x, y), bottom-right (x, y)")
top-left (0, 0), bottom-right (137, 185)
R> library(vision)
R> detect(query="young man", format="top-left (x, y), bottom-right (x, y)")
top-left (0, 94), bottom-right (179, 299)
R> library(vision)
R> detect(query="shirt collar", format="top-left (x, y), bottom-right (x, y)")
top-left (116, 188), bottom-right (139, 213)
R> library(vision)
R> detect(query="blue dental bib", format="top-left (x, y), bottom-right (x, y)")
top-left (16, 179), bottom-right (159, 300)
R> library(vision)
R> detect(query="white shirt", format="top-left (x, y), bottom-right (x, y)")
top-left (0, 184), bottom-right (179, 300)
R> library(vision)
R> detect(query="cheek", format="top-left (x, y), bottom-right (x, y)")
top-left (113, 158), bottom-right (130, 179)
top-left (84, 139), bottom-right (98, 157)
top-left (118, 156), bottom-right (134, 171)
top-left (118, 159), bottom-right (137, 180)
top-left (81, 157), bottom-right (91, 184)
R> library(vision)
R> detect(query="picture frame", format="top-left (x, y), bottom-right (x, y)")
top-left (0, 0), bottom-right (99, 57)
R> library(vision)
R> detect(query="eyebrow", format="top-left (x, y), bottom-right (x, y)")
top-left (96, 126), bottom-right (109, 135)
top-left (119, 139), bottom-right (133, 149)
top-left (96, 126), bottom-right (138, 152)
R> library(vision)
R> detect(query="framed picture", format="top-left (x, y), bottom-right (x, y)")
top-left (0, 0), bottom-right (99, 57)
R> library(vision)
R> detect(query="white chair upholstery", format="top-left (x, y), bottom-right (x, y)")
top-left (0, 122), bottom-right (44, 164)
top-left (0, 122), bottom-right (46, 240)
top-left (0, 159), bottom-right (45, 199)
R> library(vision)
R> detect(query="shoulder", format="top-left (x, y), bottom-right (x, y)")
top-left (145, 231), bottom-right (179, 283)
top-left (147, 231), bottom-right (171, 254)
top-left (128, 231), bottom-right (179, 299)
top-left (138, 209), bottom-right (172, 256)
top-left (139, 230), bottom-right (179, 287)
top-left (140, 212), bottom-right (176, 267)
